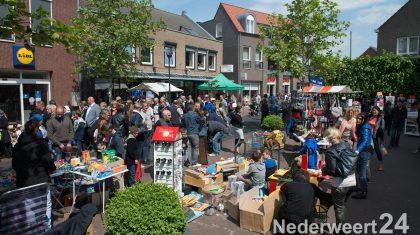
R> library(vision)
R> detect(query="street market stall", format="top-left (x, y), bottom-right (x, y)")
top-left (198, 73), bottom-right (244, 91)
top-left (128, 82), bottom-right (183, 95)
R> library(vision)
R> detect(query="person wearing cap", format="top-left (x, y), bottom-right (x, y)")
top-left (31, 114), bottom-right (48, 140)
top-left (47, 106), bottom-right (74, 160)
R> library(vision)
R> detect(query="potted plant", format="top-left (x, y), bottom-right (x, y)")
top-left (262, 115), bottom-right (284, 131)
top-left (105, 183), bottom-right (186, 235)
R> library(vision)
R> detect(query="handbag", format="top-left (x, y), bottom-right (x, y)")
top-left (315, 108), bottom-right (325, 116)
top-left (379, 144), bottom-right (388, 156)
top-left (331, 97), bottom-right (343, 118)
top-left (135, 162), bottom-right (142, 182)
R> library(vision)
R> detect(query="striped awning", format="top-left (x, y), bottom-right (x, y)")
top-left (303, 85), bottom-right (353, 93)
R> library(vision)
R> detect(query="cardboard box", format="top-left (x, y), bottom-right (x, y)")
top-left (226, 198), bottom-right (240, 221)
top-left (184, 173), bottom-right (223, 188)
top-left (303, 170), bottom-right (319, 186)
top-left (64, 212), bottom-right (94, 235)
top-left (223, 190), bottom-right (233, 202)
top-left (239, 188), bottom-right (281, 234)
top-left (184, 174), bottom-right (212, 188)
top-left (107, 157), bottom-right (124, 168)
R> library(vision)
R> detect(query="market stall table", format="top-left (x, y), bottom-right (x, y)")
top-left (68, 169), bottom-right (128, 214)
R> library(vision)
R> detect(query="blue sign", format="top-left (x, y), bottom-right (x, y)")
top-left (23, 93), bottom-right (29, 99)
top-left (309, 76), bottom-right (324, 86)
top-left (13, 45), bottom-right (35, 67)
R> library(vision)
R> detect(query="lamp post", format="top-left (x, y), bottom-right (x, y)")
top-left (166, 47), bottom-right (173, 102)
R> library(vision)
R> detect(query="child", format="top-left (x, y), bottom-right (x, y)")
top-left (238, 152), bottom-right (266, 189)
top-left (262, 149), bottom-right (277, 180)
top-left (100, 123), bottom-right (126, 158)
top-left (126, 126), bottom-right (140, 186)
top-left (72, 110), bottom-right (85, 157)
top-left (180, 128), bottom-right (190, 167)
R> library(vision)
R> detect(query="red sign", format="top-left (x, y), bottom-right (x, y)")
top-left (267, 76), bottom-right (276, 84)
top-left (152, 126), bottom-right (180, 142)
top-left (283, 77), bottom-right (290, 83)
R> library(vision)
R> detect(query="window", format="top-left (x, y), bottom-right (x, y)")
top-left (185, 48), bottom-right (195, 69)
top-left (216, 23), bottom-right (222, 38)
top-left (125, 45), bottom-right (136, 62)
top-left (197, 50), bottom-right (206, 70)
top-left (296, 82), bottom-right (302, 90)
top-left (208, 53), bottom-right (216, 71)
top-left (397, 37), bottom-right (419, 56)
top-left (0, 4), bottom-right (14, 41)
top-left (164, 45), bottom-right (176, 67)
top-left (30, 0), bottom-right (52, 30)
top-left (141, 48), bottom-right (153, 65)
top-left (255, 49), bottom-right (263, 69)
top-left (243, 47), bottom-right (251, 69)
top-left (246, 15), bottom-right (255, 34)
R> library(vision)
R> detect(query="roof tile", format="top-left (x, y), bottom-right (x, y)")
top-left (221, 3), bottom-right (274, 33)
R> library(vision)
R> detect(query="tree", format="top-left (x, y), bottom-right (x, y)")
top-left (328, 53), bottom-right (416, 97)
top-left (66, 0), bottom-right (164, 100)
top-left (0, 0), bottom-right (70, 46)
top-left (259, 0), bottom-right (349, 83)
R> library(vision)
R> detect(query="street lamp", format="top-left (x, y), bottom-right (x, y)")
top-left (166, 47), bottom-right (174, 102)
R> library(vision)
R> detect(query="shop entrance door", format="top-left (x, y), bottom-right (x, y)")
top-left (22, 84), bottom-right (49, 123)
top-left (0, 85), bottom-right (21, 123)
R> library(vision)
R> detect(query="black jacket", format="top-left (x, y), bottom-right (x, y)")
top-left (229, 112), bottom-right (243, 128)
top-left (168, 105), bottom-right (180, 126)
top-left (0, 114), bottom-right (11, 144)
top-left (111, 113), bottom-right (129, 137)
top-left (12, 132), bottom-right (56, 188)
top-left (280, 177), bottom-right (314, 223)
top-left (323, 142), bottom-right (357, 177)
top-left (125, 135), bottom-right (139, 166)
top-left (391, 106), bottom-right (407, 128)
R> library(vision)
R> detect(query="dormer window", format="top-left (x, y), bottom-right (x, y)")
top-left (246, 15), bottom-right (255, 34)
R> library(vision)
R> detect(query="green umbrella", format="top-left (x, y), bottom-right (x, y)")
top-left (198, 73), bottom-right (244, 91)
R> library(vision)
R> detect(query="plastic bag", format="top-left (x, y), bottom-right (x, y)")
top-left (380, 144), bottom-right (388, 156)
top-left (135, 162), bottom-right (142, 182)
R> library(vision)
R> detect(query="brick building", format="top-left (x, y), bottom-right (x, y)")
top-left (0, 0), bottom-right (77, 124)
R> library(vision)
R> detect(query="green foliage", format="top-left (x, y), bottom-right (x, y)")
top-left (0, 0), bottom-right (71, 46)
top-left (262, 115), bottom-right (284, 131)
top-left (105, 183), bottom-right (186, 235)
top-left (66, 0), bottom-right (164, 87)
top-left (259, 0), bottom-right (349, 80)
top-left (328, 52), bottom-right (417, 97)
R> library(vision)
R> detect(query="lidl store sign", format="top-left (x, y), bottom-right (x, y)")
top-left (13, 45), bottom-right (35, 67)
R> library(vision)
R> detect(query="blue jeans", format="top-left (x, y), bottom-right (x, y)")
top-left (138, 131), bottom-right (151, 162)
top-left (188, 134), bottom-right (199, 165)
top-left (212, 131), bottom-right (224, 155)
top-left (127, 164), bottom-right (136, 186)
top-left (390, 125), bottom-right (403, 147)
top-left (357, 151), bottom-right (371, 193)
top-left (76, 140), bottom-right (84, 157)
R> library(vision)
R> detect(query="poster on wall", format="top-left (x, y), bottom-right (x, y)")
top-left (35, 90), bottom-right (42, 102)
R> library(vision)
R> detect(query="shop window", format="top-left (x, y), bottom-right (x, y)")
top-left (255, 49), bottom-right (263, 69)
top-left (208, 53), bottom-right (216, 71)
top-left (243, 47), bottom-right (251, 69)
top-left (164, 45), bottom-right (176, 67)
top-left (141, 48), bottom-right (153, 65)
top-left (0, 4), bottom-right (14, 42)
top-left (198, 50), bottom-right (206, 70)
top-left (185, 48), bottom-right (195, 69)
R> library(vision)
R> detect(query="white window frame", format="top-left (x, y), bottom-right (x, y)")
top-left (246, 15), bottom-right (255, 34)
top-left (197, 50), bottom-right (206, 70)
top-left (397, 36), bottom-right (419, 56)
top-left (125, 45), bottom-right (136, 62)
top-left (164, 45), bottom-right (176, 67)
top-left (215, 23), bottom-right (222, 38)
top-left (243, 47), bottom-right (251, 69)
top-left (185, 48), bottom-right (195, 69)
top-left (255, 49), bottom-right (263, 70)
top-left (29, 0), bottom-right (53, 46)
top-left (0, 4), bottom-right (15, 42)
top-left (140, 47), bottom-right (153, 65)
top-left (208, 53), bottom-right (216, 71)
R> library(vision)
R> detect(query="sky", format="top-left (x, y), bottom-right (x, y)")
top-left (153, 0), bottom-right (408, 58)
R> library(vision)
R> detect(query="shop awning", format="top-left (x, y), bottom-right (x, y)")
top-left (95, 82), bottom-right (128, 90)
top-left (303, 85), bottom-right (353, 93)
top-left (127, 82), bottom-right (183, 94)
top-left (198, 73), bottom-right (244, 91)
